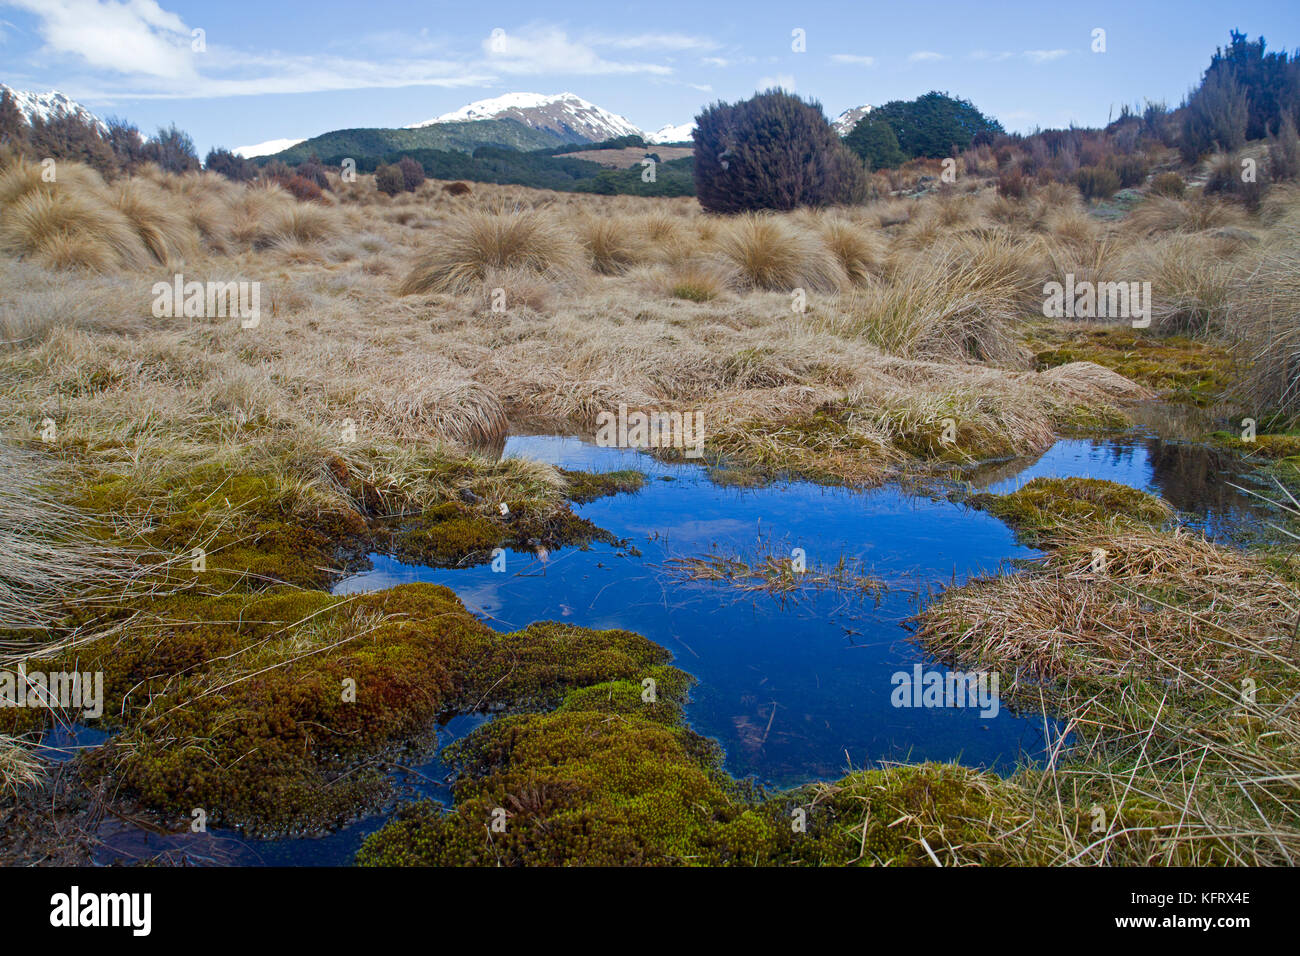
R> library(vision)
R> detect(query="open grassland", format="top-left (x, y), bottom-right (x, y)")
top-left (2, 148), bottom-right (1299, 865)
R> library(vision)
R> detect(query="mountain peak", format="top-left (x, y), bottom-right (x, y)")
top-left (1, 84), bottom-right (105, 131)
top-left (832, 105), bottom-right (873, 137)
top-left (406, 92), bottom-right (643, 143)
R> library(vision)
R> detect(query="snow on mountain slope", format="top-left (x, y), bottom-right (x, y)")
top-left (646, 122), bottom-right (695, 144)
top-left (1, 85), bottom-right (105, 131)
top-left (407, 92), bottom-right (642, 143)
top-left (233, 138), bottom-right (307, 158)
top-left (832, 105), bottom-right (873, 137)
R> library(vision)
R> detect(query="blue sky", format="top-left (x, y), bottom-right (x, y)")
top-left (1, 0), bottom-right (1298, 154)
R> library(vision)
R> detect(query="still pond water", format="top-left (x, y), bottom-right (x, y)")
top-left (65, 427), bottom-right (1271, 863)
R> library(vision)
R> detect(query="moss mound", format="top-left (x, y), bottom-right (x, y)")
top-left (357, 671), bottom-right (776, 866)
top-left (976, 477), bottom-right (1172, 540)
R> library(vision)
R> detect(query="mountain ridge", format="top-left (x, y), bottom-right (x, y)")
top-left (1, 84), bottom-right (105, 131)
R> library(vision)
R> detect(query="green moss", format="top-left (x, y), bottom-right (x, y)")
top-left (388, 502), bottom-right (504, 566)
top-left (356, 674), bottom-right (775, 866)
top-left (72, 583), bottom-right (685, 834)
top-left (559, 468), bottom-right (645, 504)
top-left (80, 465), bottom-right (369, 591)
top-left (1211, 430), bottom-right (1300, 461)
top-left (356, 679), bottom-right (1063, 867)
top-left (761, 763), bottom-right (1061, 866)
top-left (1026, 322), bottom-right (1234, 406)
top-left (385, 499), bottom-right (621, 569)
top-left (974, 477), bottom-right (1172, 540)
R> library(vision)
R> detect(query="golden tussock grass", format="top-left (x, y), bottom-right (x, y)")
top-left (1123, 194), bottom-right (1249, 237)
top-left (577, 214), bottom-right (650, 275)
top-left (714, 213), bottom-right (847, 292)
top-left (399, 206), bottom-right (582, 295)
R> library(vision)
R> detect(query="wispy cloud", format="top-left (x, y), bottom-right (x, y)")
top-left (587, 32), bottom-right (717, 52)
top-left (908, 51), bottom-right (946, 62)
top-left (757, 72), bottom-right (796, 91)
top-left (2, 4), bottom-right (681, 99)
top-left (830, 54), bottom-right (875, 66)
top-left (970, 48), bottom-right (1070, 64)
top-left (484, 25), bottom-right (673, 76)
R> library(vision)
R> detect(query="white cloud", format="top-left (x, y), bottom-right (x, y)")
top-left (908, 51), bottom-right (946, 62)
top-left (484, 25), bottom-right (672, 76)
top-left (831, 54), bottom-right (875, 66)
top-left (4, 9), bottom-right (682, 100)
top-left (587, 32), bottom-right (717, 52)
top-left (757, 73), bottom-right (795, 91)
top-left (970, 50), bottom-right (1015, 62)
top-left (1023, 49), bottom-right (1068, 63)
top-left (7, 0), bottom-right (196, 79)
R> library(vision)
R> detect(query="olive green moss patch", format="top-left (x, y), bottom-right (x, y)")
top-left (356, 671), bottom-right (776, 866)
top-left (72, 584), bottom-right (674, 834)
top-left (972, 477), bottom-right (1172, 541)
top-left (355, 674), bottom-right (1066, 867)
top-left (1026, 323), bottom-right (1234, 406)
top-left (558, 468), bottom-right (645, 504)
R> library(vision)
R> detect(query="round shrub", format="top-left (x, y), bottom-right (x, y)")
top-left (398, 156), bottom-right (425, 192)
top-left (693, 89), bottom-right (867, 213)
top-left (375, 163), bottom-right (404, 197)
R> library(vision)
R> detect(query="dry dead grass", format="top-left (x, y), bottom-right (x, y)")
top-left (917, 498), bottom-right (1300, 865)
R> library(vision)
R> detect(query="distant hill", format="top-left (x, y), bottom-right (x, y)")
top-left (265, 118), bottom-right (566, 164)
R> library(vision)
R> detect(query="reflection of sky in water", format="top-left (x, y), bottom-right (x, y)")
top-left (341, 436), bottom-right (1053, 789)
top-left (79, 431), bottom-right (1270, 865)
top-left (980, 437), bottom-right (1272, 545)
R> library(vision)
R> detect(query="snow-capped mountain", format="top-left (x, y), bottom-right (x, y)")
top-left (832, 105), bottom-right (873, 137)
top-left (233, 138), bottom-right (307, 158)
top-left (1, 85), bottom-right (105, 130)
top-left (646, 122), bottom-right (695, 144)
top-left (407, 92), bottom-right (642, 143)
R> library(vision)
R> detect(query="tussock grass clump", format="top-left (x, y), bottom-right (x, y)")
top-left (399, 207), bottom-right (583, 295)
top-left (715, 214), bottom-right (847, 292)
top-left (1232, 241), bottom-right (1300, 420)
top-left (0, 158), bottom-right (108, 209)
top-left (260, 202), bottom-right (338, 248)
top-left (1118, 233), bottom-right (1239, 335)
top-left (819, 217), bottom-right (885, 284)
top-left (0, 736), bottom-right (42, 796)
top-left (829, 234), bottom-right (1041, 366)
top-left (111, 179), bottom-right (196, 265)
top-left (916, 504), bottom-right (1300, 865)
top-left (355, 372), bottom-right (508, 448)
top-left (873, 386), bottom-right (1057, 460)
top-left (0, 189), bottom-right (150, 272)
top-left (1123, 195), bottom-right (1248, 236)
top-left (0, 443), bottom-right (147, 654)
top-left (652, 259), bottom-right (732, 302)
top-left (577, 215), bottom-right (648, 275)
